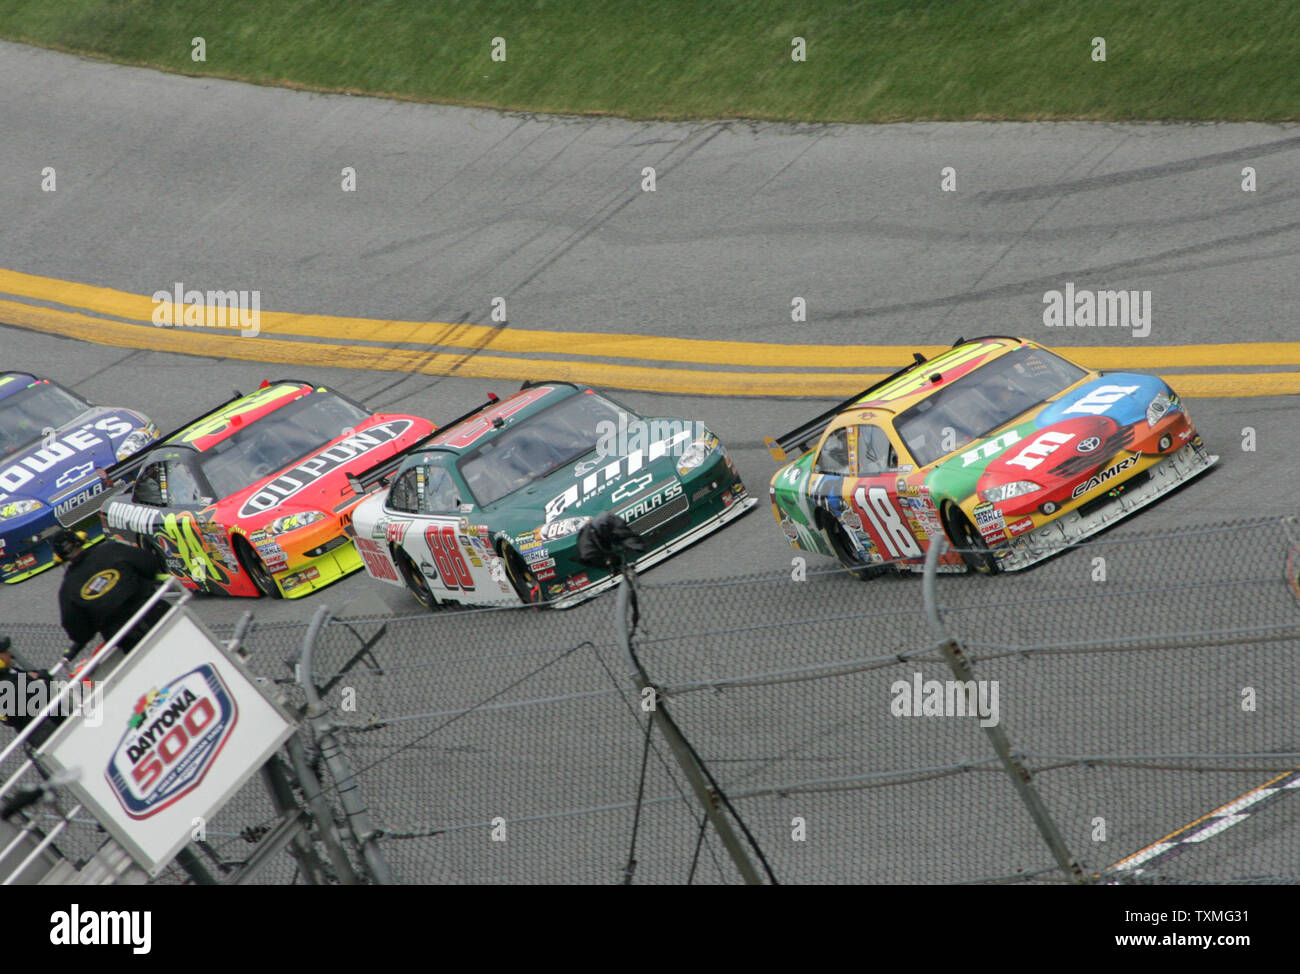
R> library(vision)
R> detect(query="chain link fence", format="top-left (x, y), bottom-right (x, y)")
top-left (5, 516), bottom-right (1299, 883)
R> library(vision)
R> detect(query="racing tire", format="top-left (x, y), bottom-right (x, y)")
top-left (944, 505), bottom-right (1001, 576)
top-left (817, 510), bottom-right (876, 582)
top-left (394, 546), bottom-right (440, 612)
top-left (501, 545), bottom-right (545, 606)
top-left (234, 537), bottom-right (283, 599)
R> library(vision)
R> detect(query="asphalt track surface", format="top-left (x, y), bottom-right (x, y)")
top-left (1, 40), bottom-right (1299, 882)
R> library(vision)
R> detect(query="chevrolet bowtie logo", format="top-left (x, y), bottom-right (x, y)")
top-left (610, 473), bottom-right (653, 502)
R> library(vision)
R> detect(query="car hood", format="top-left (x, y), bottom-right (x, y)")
top-left (0, 408), bottom-right (149, 502)
top-left (925, 373), bottom-right (1169, 500)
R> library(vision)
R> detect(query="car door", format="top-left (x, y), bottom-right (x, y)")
top-left (836, 423), bottom-right (926, 565)
top-left (386, 460), bottom-right (508, 604)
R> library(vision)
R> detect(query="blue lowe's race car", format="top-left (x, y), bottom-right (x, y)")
top-left (0, 372), bottom-right (160, 582)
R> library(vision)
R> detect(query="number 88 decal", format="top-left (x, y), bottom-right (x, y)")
top-left (424, 525), bottom-right (475, 590)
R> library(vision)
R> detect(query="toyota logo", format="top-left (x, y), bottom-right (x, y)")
top-left (1076, 436), bottom-right (1101, 453)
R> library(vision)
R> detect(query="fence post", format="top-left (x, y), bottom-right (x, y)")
top-left (923, 538), bottom-right (1088, 885)
top-left (615, 568), bottom-right (767, 885)
top-left (297, 607), bottom-right (397, 885)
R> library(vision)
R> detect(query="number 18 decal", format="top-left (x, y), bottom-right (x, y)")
top-left (851, 485), bottom-right (922, 559)
top-left (425, 525), bottom-right (475, 590)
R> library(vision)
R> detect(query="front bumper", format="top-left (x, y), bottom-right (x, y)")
top-left (991, 442), bottom-right (1218, 572)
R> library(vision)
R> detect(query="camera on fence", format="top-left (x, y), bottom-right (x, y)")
top-left (575, 512), bottom-right (645, 572)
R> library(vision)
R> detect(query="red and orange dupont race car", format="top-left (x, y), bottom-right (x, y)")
top-left (99, 380), bottom-right (435, 598)
top-left (769, 336), bottom-right (1218, 577)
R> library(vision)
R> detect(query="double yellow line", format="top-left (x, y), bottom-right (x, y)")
top-left (3, 267), bottom-right (1298, 397)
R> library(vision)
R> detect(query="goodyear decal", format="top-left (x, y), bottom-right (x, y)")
top-left (105, 665), bottom-right (238, 820)
top-left (238, 419), bottom-right (415, 518)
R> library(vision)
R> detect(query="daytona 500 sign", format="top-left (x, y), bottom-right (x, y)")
top-left (43, 608), bottom-right (295, 876)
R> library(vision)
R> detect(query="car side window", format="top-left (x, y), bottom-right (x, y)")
top-left (856, 425), bottom-right (897, 477)
top-left (420, 466), bottom-right (460, 514)
top-left (166, 459), bottom-right (207, 507)
top-left (814, 429), bottom-right (852, 476)
top-left (388, 469), bottom-right (420, 514)
top-left (134, 462), bottom-right (166, 506)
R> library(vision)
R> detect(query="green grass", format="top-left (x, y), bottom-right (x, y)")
top-left (0, 0), bottom-right (1295, 121)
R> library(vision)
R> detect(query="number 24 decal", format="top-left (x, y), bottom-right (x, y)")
top-left (424, 525), bottom-right (475, 590)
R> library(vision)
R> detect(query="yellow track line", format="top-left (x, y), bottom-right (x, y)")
top-left (5, 299), bottom-right (1299, 399)
top-left (3, 266), bottom-right (1300, 371)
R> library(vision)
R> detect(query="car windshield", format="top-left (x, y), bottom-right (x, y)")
top-left (0, 381), bottom-right (91, 456)
top-left (895, 347), bottom-right (1087, 467)
top-left (196, 390), bottom-right (369, 498)
top-left (458, 392), bottom-right (627, 507)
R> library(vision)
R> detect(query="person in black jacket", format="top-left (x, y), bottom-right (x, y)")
top-left (53, 530), bottom-right (169, 660)
top-left (0, 635), bottom-right (63, 747)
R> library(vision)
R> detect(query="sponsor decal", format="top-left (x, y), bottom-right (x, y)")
top-left (545, 430), bottom-right (693, 521)
top-left (384, 520), bottom-right (411, 545)
top-left (105, 665), bottom-right (238, 820)
top-left (281, 566), bottom-right (321, 591)
top-left (15, 553), bottom-right (37, 570)
top-left (522, 546), bottom-right (550, 564)
top-left (960, 430), bottom-right (1022, 467)
top-left (459, 503), bottom-right (474, 512)
top-left (528, 557), bottom-right (556, 571)
top-left (1063, 384), bottom-right (1141, 417)
top-left (238, 420), bottom-right (415, 518)
top-left (610, 473), bottom-right (654, 503)
top-left (1006, 516), bottom-right (1034, 536)
top-left (973, 502), bottom-right (1006, 542)
top-left (1076, 436), bottom-right (1101, 454)
top-left (618, 481), bottom-right (684, 523)
top-left (841, 510), bottom-right (863, 531)
top-left (535, 567), bottom-right (556, 580)
top-left (54, 479), bottom-right (106, 522)
top-left (105, 501), bottom-right (161, 536)
top-left (55, 461), bottom-right (97, 490)
top-left (420, 560), bottom-right (438, 579)
top-left (1006, 431), bottom-right (1074, 471)
top-left (0, 416), bottom-right (133, 494)
top-left (356, 535), bottom-right (395, 582)
top-left (565, 573), bottom-right (590, 591)
top-left (780, 516), bottom-right (799, 541)
top-left (1070, 453), bottom-right (1142, 499)
top-left (80, 569), bottom-right (121, 600)
top-left (547, 583), bottom-right (565, 597)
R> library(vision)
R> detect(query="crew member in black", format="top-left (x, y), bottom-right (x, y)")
top-left (0, 634), bottom-right (63, 747)
top-left (53, 530), bottom-right (168, 660)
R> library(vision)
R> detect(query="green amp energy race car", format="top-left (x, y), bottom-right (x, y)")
top-left (769, 336), bottom-right (1217, 577)
top-left (346, 381), bottom-right (755, 609)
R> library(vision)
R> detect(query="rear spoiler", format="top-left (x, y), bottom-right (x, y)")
top-left (771, 353), bottom-right (930, 459)
top-left (345, 392), bottom-right (505, 495)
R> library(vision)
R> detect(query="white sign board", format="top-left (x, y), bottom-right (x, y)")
top-left (42, 607), bottom-right (296, 876)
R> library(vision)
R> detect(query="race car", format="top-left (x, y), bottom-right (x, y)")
top-left (346, 381), bottom-right (756, 609)
top-left (769, 336), bottom-right (1217, 576)
top-left (98, 380), bottom-right (436, 598)
top-left (1, 372), bottom-right (160, 583)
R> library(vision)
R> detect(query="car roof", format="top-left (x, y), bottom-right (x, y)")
top-left (0, 372), bottom-right (41, 403)
top-left (166, 381), bottom-right (314, 453)
top-left (421, 382), bottom-right (583, 457)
